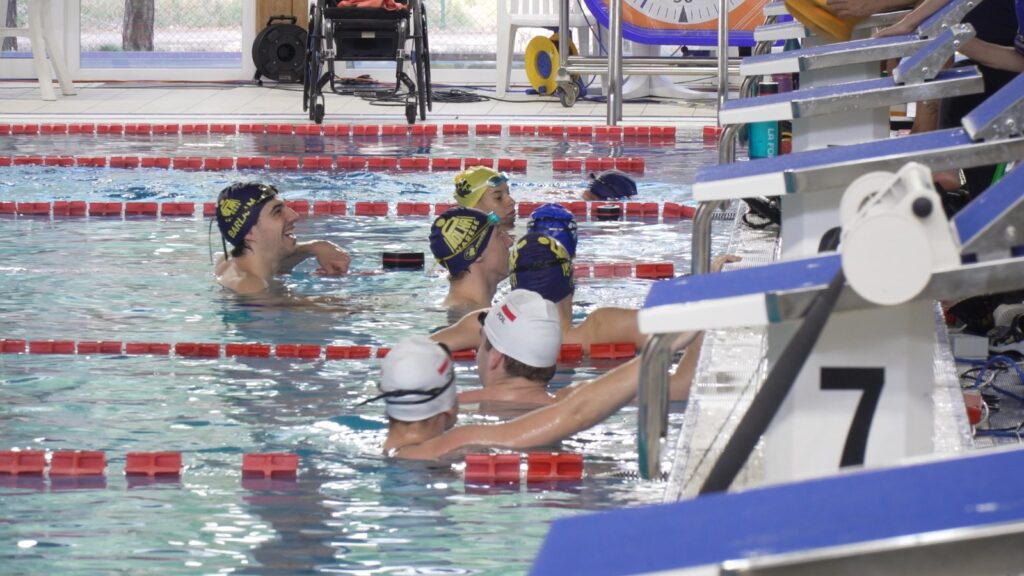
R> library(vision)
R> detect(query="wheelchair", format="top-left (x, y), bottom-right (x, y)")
top-left (303, 0), bottom-right (432, 125)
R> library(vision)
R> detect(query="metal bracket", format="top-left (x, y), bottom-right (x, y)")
top-left (963, 94), bottom-right (1024, 142)
top-left (892, 24), bottom-right (974, 85)
top-left (917, 0), bottom-right (979, 38)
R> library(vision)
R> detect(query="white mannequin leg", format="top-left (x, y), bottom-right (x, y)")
top-left (39, 0), bottom-right (75, 95)
top-left (26, 0), bottom-right (56, 100)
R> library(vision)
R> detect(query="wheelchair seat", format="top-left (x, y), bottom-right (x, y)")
top-left (304, 0), bottom-right (432, 124)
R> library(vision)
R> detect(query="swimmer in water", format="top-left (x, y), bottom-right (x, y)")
top-left (213, 182), bottom-right (351, 295)
top-left (429, 206), bottom-right (514, 318)
top-left (453, 166), bottom-right (517, 229)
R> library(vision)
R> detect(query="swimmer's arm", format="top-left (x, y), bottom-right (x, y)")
top-left (425, 358), bottom-right (644, 458)
top-left (278, 240), bottom-right (351, 275)
top-left (669, 333), bottom-right (703, 402)
top-left (576, 307), bottom-right (643, 351)
top-left (431, 308), bottom-right (487, 351)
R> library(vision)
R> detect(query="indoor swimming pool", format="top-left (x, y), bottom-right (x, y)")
top-left (0, 127), bottom-right (735, 574)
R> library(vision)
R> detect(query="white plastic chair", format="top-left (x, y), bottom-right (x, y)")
top-left (0, 0), bottom-right (75, 101)
top-left (496, 0), bottom-right (592, 97)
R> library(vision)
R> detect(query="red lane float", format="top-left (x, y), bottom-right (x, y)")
top-left (76, 341), bottom-right (122, 354)
top-left (325, 345), bottom-right (372, 359)
top-left (50, 451), bottom-right (106, 476)
top-left (275, 343), bottom-right (321, 359)
top-left (465, 454), bottom-right (521, 483)
top-left (225, 343), bottom-right (272, 358)
top-left (526, 452), bottom-right (583, 481)
top-left (1, 199), bottom-right (696, 224)
top-left (6, 338), bottom-right (640, 360)
top-left (0, 450), bottom-right (46, 475)
top-left (558, 343), bottom-right (584, 362)
top-left (125, 342), bottom-right (171, 355)
top-left (242, 453), bottom-right (298, 478)
top-left (125, 452), bottom-right (182, 476)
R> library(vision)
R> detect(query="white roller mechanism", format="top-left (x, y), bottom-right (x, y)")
top-left (840, 162), bottom-right (961, 305)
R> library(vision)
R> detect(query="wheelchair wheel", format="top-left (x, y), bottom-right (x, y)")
top-left (419, 1), bottom-right (432, 112)
top-left (302, 4), bottom-right (314, 112)
top-left (304, 1), bottom-right (326, 123)
top-left (412, 0), bottom-right (428, 120)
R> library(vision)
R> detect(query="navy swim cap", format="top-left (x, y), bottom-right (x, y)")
top-left (510, 233), bottom-right (574, 304)
top-left (587, 170), bottom-right (637, 200)
top-left (527, 203), bottom-right (578, 258)
top-left (216, 182), bottom-right (278, 247)
top-left (429, 207), bottom-right (500, 276)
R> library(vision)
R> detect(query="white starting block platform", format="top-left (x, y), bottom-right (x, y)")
top-left (742, 0), bottom-right (976, 76)
top-left (724, 27), bottom-right (980, 125)
top-left (723, 61), bottom-right (979, 124)
top-left (762, 0), bottom-right (789, 17)
top-left (643, 164), bottom-right (1024, 334)
top-left (531, 447), bottom-right (1024, 575)
top-left (694, 71), bottom-right (1024, 202)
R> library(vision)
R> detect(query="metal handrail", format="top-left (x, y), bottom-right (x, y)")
top-left (716, 0), bottom-right (730, 115)
top-left (638, 334), bottom-right (671, 479)
top-left (607, 0), bottom-right (623, 124)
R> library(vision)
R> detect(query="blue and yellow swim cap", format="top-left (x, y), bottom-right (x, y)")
top-left (454, 166), bottom-right (509, 209)
top-left (510, 232), bottom-right (574, 303)
top-left (429, 207), bottom-right (500, 276)
top-left (215, 182), bottom-right (278, 246)
top-left (527, 203), bottom-right (578, 258)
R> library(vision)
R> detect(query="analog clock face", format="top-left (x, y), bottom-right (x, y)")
top-left (623, 0), bottom-right (746, 24)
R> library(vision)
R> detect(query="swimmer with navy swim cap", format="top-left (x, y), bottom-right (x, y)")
top-left (213, 182), bottom-right (351, 295)
top-left (429, 206), bottom-right (514, 315)
top-left (454, 166), bottom-right (516, 229)
top-left (526, 203), bottom-right (578, 258)
top-left (370, 292), bottom-right (701, 460)
top-left (582, 170), bottom-right (638, 201)
top-left (510, 233), bottom-right (575, 304)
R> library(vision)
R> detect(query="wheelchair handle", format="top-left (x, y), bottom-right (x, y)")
top-left (264, 15), bottom-right (298, 27)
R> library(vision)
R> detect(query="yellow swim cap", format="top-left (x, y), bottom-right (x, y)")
top-left (784, 0), bottom-right (862, 42)
top-left (454, 166), bottom-right (509, 208)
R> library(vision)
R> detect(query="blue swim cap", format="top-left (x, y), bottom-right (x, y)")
top-left (216, 182), bottom-right (278, 247)
top-left (527, 203), bottom-right (578, 258)
top-left (510, 232), bottom-right (574, 304)
top-left (587, 170), bottom-right (637, 200)
top-left (429, 207), bottom-right (500, 276)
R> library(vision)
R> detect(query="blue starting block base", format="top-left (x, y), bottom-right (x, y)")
top-left (531, 447), bottom-right (1024, 576)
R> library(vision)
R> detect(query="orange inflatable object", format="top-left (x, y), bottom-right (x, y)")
top-left (784, 0), bottom-right (863, 42)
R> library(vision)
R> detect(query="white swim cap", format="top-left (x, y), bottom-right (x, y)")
top-left (483, 290), bottom-right (562, 368)
top-left (377, 336), bottom-right (457, 422)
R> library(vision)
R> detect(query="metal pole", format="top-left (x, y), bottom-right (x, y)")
top-left (558, 0), bottom-right (569, 71)
top-left (638, 334), bottom-right (671, 480)
top-left (716, 0), bottom-right (730, 122)
top-left (691, 123), bottom-right (739, 274)
top-left (607, 0), bottom-right (623, 125)
top-left (568, 56), bottom-right (726, 66)
top-left (567, 65), bottom-right (740, 75)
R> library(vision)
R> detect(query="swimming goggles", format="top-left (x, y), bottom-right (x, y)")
top-left (486, 173), bottom-right (510, 187)
top-left (356, 343), bottom-right (455, 407)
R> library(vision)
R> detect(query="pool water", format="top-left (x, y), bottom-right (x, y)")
top-left (0, 130), bottom-right (734, 574)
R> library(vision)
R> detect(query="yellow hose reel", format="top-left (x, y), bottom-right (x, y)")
top-left (525, 33), bottom-right (580, 96)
